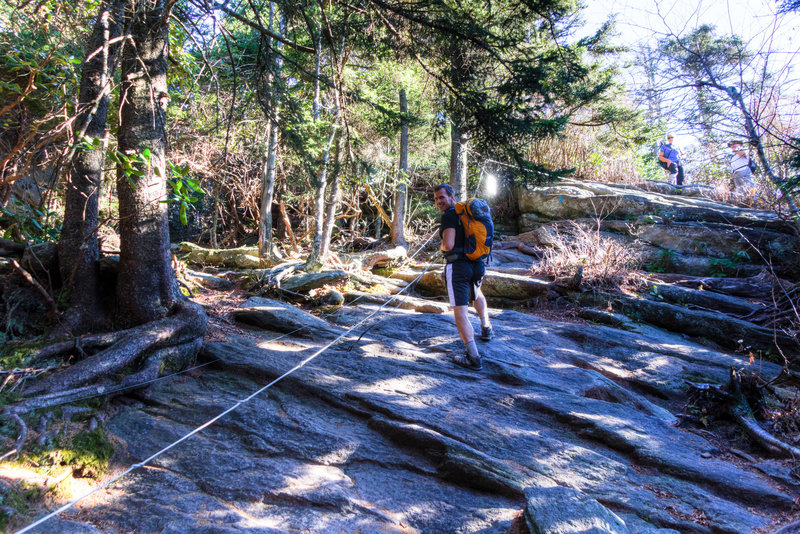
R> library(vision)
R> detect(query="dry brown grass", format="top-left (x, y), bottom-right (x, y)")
top-left (525, 124), bottom-right (641, 184)
top-left (530, 220), bottom-right (643, 291)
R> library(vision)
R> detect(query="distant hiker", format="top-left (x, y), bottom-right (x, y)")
top-left (728, 140), bottom-right (757, 203)
top-left (433, 183), bottom-right (493, 371)
top-left (658, 133), bottom-right (684, 186)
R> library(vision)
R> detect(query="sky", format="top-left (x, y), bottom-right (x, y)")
top-left (580, 0), bottom-right (800, 50)
top-left (578, 0), bottom-right (800, 148)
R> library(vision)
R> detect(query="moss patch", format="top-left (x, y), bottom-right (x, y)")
top-left (0, 340), bottom-right (45, 369)
top-left (29, 428), bottom-right (114, 479)
top-left (0, 481), bottom-right (41, 531)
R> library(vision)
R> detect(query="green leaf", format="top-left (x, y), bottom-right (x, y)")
top-left (185, 178), bottom-right (202, 192)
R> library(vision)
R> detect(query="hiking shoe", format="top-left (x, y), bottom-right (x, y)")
top-left (453, 352), bottom-right (482, 371)
top-left (480, 326), bottom-right (494, 342)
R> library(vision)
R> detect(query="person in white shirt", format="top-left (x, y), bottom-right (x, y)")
top-left (728, 141), bottom-right (757, 202)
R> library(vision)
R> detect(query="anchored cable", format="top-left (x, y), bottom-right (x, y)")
top-left (341, 229), bottom-right (439, 308)
top-left (14, 259), bottom-right (438, 534)
top-left (265, 229), bottom-right (440, 345)
top-left (3, 232), bottom-right (442, 426)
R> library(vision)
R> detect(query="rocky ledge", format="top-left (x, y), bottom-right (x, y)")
top-left (52, 298), bottom-right (794, 533)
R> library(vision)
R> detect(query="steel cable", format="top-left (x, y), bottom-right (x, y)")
top-left (14, 258), bottom-right (439, 534)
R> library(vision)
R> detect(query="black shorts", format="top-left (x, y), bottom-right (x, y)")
top-left (444, 260), bottom-right (485, 307)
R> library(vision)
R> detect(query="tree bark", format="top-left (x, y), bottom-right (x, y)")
top-left (304, 22), bottom-right (329, 272)
top-left (319, 127), bottom-right (342, 262)
top-left (306, 126), bottom-right (336, 271)
top-left (450, 121), bottom-right (468, 201)
top-left (258, 4), bottom-right (284, 263)
top-left (57, 0), bottom-right (123, 333)
top-left (391, 88), bottom-right (408, 246)
top-left (312, 14), bottom-right (321, 121)
top-left (279, 198), bottom-right (297, 252)
top-left (115, 0), bottom-right (179, 325)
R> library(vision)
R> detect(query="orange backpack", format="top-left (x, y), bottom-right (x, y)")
top-left (454, 198), bottom-right (494, 261)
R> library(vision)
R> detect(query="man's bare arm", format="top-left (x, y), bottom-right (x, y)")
top-left (440, 228), bottom-right (455, 252)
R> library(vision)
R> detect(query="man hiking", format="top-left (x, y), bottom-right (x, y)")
top-left (658, 133), bottom-right (684, 186)
top-left (433, 183), bottom-right (493, 370)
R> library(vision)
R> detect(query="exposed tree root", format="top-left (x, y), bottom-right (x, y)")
top-left (6, 300), bottom-right (207, 412)
top-left (0, 238), bottom-right (25, 258)
top-left (728, 368), bottom-right (800, 458)
top-left (686, 370), bottom-right (800, 459)
top-left (7, 379), bottom-right (115, 414)
top-left (118, 338), bottom-right (202, 390)
top-left (28, 328), bottom-right (137, 365)
top-left (10, 259), bottom-right (57, 319)
top-left (577, 290), bottom-right (799, 356)
top-left (8, 413), bottom-right (25, 459)
top-left (773, 519), bottom-right (800, 534)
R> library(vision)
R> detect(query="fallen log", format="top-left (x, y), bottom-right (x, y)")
top-left (348, 271), bottom-right (409, 292)
top-left (342, 245), bottom-right (408, 271)
top-left (515, 242), bottom-right (542, 258)
top-left (177, 242), bottom-right (260, 269)
top-left (344, 290), bottom-right (448, 314)
top-left (391, 266), bottom-right (551, 300)
top-left (280, 270), bottom-right (348, 293)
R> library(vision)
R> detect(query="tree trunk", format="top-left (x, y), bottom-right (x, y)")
top-left (318, 41), bottom-right (349, 264)
top-left (391, 87), bottom-right (408, 246)
top-left (304, 23), bottom-right (328, 272)
top-left (258, 5), bottom-right (284, 263)
top-left (450, 121), bottom-right (468, 201)
top-left (57, 0), bottom-right (123, 333)
top-left (115, 0), bottom-right (179, 325)
top-left (306, 126), bottom-right (336, 271)
top-left (319, 127), bottom-right (342, 261)
top-left (210, 180), bottom-right (219, 248)
top-left (312, 16), bottom-right (321, 121)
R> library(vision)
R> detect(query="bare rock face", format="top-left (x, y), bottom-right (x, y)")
top-left (65, 303), bottom-right (793, 534)
top-left (523, 486), bottom-right (630, 534)
top-left (515, 178), bottom-right (786, 228)
top-left (26, 178), bottom-right (796, 534)
top-left (514, 178), bottom-right (800, 278)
